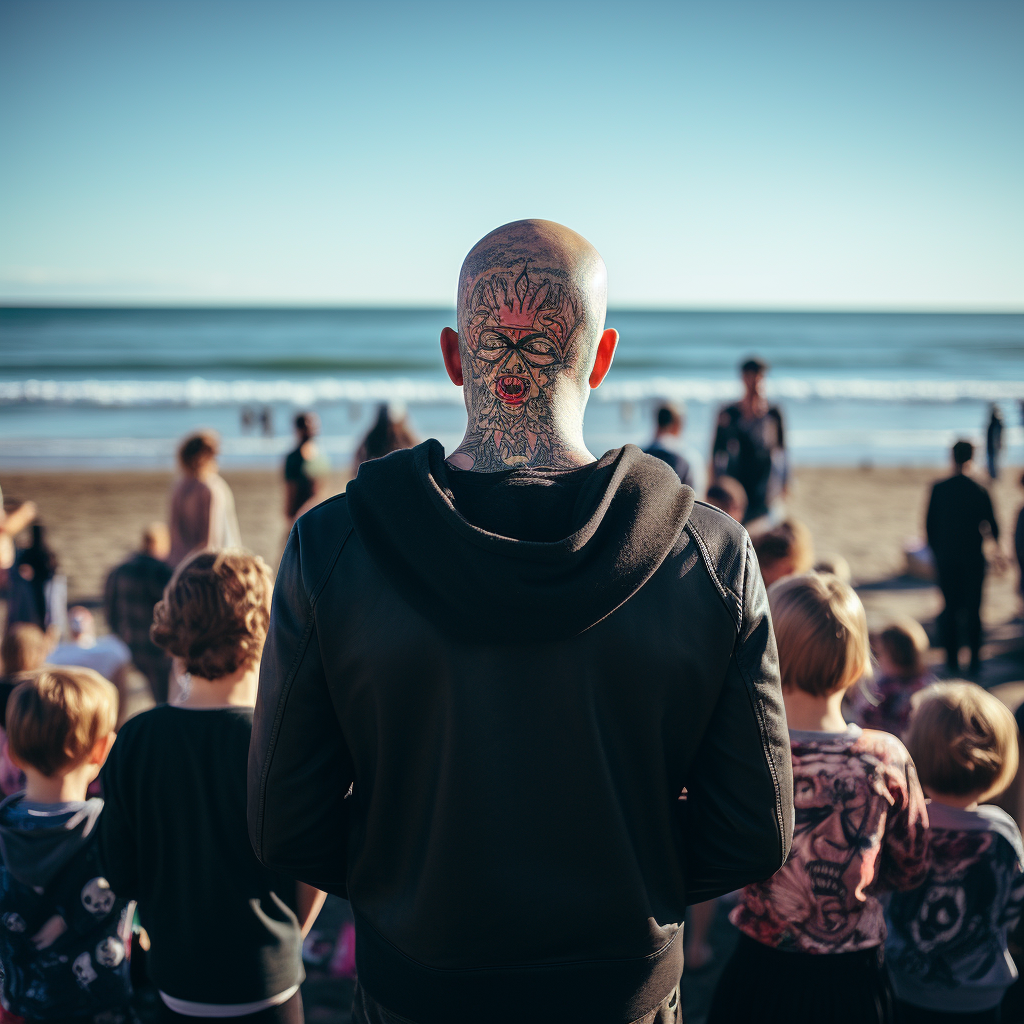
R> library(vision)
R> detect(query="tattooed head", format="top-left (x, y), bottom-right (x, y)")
top-left (452, 220), bottom-right (609, 470)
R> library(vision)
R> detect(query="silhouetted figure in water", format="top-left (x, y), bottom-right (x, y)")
top-left (926, 440), bottom-right (999, 676)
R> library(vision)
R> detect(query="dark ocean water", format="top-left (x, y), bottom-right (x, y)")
top-left (1, 307), bottom-right (1022, 468)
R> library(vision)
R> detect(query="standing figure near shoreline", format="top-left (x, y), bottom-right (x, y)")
top-left (986, 404), bottom-right (1005, 482)
top-left (926, 440), bottom-right (999, 676)
top-left (284, 412), bottom-right (330, 525)
top-left (249, 219), bottom-right (793, 1024)
top-left (167, 431), bottom-right (241, 568)
top-left (712, 356), bottom-right (788, 527)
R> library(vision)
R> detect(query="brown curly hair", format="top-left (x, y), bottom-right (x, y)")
top-left (151, 549), bottom-right (273, 680)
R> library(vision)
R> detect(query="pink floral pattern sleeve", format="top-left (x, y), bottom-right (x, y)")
top-left (730, 724), bottom-right (930, 954)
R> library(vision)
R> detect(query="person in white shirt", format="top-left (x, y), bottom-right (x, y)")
top-left (48, 607), bottom-right (132, 723)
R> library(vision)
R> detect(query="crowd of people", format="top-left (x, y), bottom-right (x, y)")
top-left (0, 218), bottom-right (1022, 1024)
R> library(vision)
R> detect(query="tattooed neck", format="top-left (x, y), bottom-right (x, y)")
top-left (447, 261), bottom-right (595, 473)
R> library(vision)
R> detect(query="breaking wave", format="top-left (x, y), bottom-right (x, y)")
top-left (1, 376), bottom-right (1023, 408)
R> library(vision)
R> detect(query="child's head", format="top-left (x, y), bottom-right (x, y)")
top-left (151, 549), bottom-right (273, 682)
top-left (876, 617), bottom-right (929, 679)
top-left (753, 519), bottom-right (815, 587)
top-left (1, 623), bottom-right (50, 676)
top-left (705, 476), bottom-right (748, 522)
top-left (769, 572), bottom-right (871, 698)
top-left (177, 430), bottom-right (220, 476)
top-left (907, 682), bottom-right (1018, 803)
top-left (7, 668), bottom-right (118, 779)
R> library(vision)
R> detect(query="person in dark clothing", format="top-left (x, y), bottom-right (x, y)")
top-left (926, 440), bottom-right (1000, 675)
top-left (103, 523), bottom-right (173, 703)
top-left (248, 219), bottom-right (794, 1024)
top-left (0, 667), bottom-right (130, 1024)
top-left (350, 403), bottom-right (417, 474)
top-left (643, 402), bottom-right (703, 492)
top-left (284, 412), bottom-right (330, 524)
top-left (99, 551), bottom-right (324, 1023)
top-left (987, 404), bottom-right (1005, 481)
top-left (7, 524), bottom-right (57, 630)
top-left (712, 357), bottom-right (787, 525)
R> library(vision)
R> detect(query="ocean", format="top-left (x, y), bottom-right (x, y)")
top-left (1, 307), bottom-right (1022, 470)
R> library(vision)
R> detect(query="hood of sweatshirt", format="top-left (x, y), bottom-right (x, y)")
top-left (0, 793), bottom-right (103, 888)
top-left (344, 439), bottom-right (695, 640)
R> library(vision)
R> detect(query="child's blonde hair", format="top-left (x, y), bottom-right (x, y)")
top-left (907, 681), bottom-right (1018, 801)
top-left (769, 572), bottom-right (871, 697)
top-left (7, 668), bottom-right (118, 777)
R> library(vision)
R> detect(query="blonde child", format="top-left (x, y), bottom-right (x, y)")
top-left (708, 572), bottom-right (930, 1024)
top-left (886, 682), bottom-right (1023, 1023)
top-left (97, 550), bottom-right (324, 1024)
top-left (0, 668), bottom-right (130, 1022)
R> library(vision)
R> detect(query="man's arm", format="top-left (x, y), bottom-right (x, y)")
top-left (248, 526), bottom-right (354, 897)
top-left (679, 536), bottom-right (793, 904)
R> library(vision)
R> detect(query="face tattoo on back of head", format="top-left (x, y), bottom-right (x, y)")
top-left (461, 262), bottom-right (584, 469)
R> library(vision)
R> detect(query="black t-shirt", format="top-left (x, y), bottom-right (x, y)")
top-left (444, 462), bottom-right (601, 542)
top-left (97, 705), bottom-right (303, 1004)
top-left (712, 404), bottom-right (785, 521)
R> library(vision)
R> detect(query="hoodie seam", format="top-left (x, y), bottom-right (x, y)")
top-left (733, 540), bottom-right (787, 868)
top-left (254, 525), bottom-right (353, 859)
top-left (683, 520), bottom-right (741, 632)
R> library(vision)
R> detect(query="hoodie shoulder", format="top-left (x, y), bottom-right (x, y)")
top-left (291, 492), bottom-right (357, 604)
top-left (684, 501), bottom-right (750, 629)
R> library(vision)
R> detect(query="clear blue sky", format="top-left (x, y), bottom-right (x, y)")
top-left (1, 0), bottom-right (1021, 308)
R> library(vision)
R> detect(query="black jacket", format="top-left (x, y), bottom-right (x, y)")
top-left (248, 440), bottom-right (793, 1024)
top-left (926, 472), bottom-right (999, 569)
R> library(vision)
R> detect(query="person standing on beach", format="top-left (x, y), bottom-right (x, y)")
top-left (167, 431), bottom-right (241, 567)
top-left (104, 523), bottom-right (174, 703)
top-left (249, 219), bottom-right (793, 1024)
top-left (284, 412), bottom-right (330, 525)
top-left (642, 401), bottom-right (705, 494)
top-left (712, 357), bottom-right (788, 526)
top-left (926, 439), bottom-right (1000, 676)
top-left (986, 403), bottom-right (1005, 481)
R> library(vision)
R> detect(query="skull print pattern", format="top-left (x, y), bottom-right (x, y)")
top-left (730, 725), bottom-right (929, 954)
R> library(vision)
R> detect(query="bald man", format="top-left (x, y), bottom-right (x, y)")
top-left (249, 221), bottom-right (792, 1024)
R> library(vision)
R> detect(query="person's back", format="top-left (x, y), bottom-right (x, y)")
top-left (98, 552), bottom-right (310, 1020)
top-left (927, 474), bottom-right (997, 567)
top-left (710, 575), bottom-right (929, 1024)
top-left (249, 220), bottom-right (793, 1024)
top-left (0, 668), bottom-right (129, 1022)
top-left (886, 683), bottom-right (1023, 1020)
top-left (925, 441), bottom-right (999, 674)
top-left (103, 524), bottom-right (173, 703)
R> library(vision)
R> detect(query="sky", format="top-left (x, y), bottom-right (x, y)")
top-left (0, 0), bottom-right (1021, 309)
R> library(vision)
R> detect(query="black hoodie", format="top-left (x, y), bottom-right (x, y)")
top-left (0, 795), bottom-right (132, 1019)
top-left (249, 440), bottom-right (793, 1024)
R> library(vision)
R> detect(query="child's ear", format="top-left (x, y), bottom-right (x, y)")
top-left (89, 731), bottom-right (117, 767)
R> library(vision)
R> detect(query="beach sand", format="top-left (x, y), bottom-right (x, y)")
top-left (3, 463), bottom-right (1022, 674)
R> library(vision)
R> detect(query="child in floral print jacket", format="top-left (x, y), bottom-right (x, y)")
top-left (708, 573), bottom-right (930, 1024)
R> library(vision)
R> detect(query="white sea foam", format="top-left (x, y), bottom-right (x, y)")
top-left (1, 376), bottom-right (1023, 407)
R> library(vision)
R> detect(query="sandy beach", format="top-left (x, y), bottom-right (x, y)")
top-left (3, 462), bottom-right (1022, 655)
